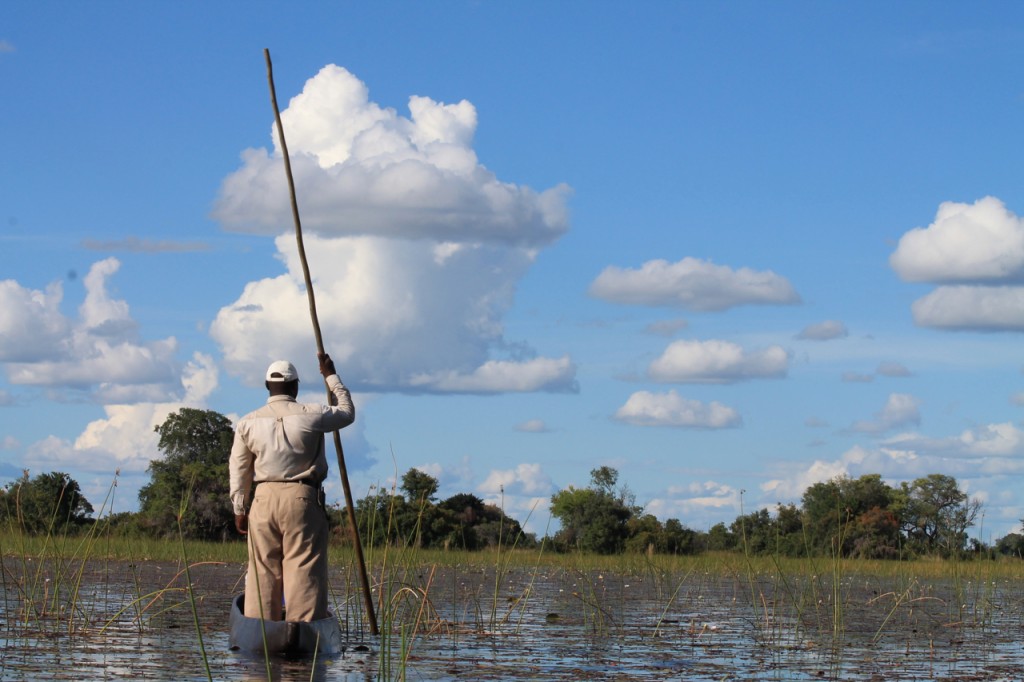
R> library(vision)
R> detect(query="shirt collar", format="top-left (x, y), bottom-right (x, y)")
top-left (267, 395), bottom-right (296, 404)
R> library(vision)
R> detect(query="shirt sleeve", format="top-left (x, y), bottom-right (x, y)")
top-left (228, 426), bottom-right (255, 515)
top-left (319, 374), bottom-right (355, 432)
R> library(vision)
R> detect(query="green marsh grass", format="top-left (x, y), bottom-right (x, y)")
top-left (4, 479), bottom-right (1024, 681)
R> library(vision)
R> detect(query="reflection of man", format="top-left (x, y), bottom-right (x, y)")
top-left (229, 353), bottom-right (355, 621)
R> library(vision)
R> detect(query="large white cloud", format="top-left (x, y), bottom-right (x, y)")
top-left (647, 339), bottom-right (788, 383)
top-left (210, 66), bottom-right (576, 394)
top-left (890, 197), bottom-right (1024, 283)
top-left (588, 257), bottom-right (800, 311)
top-left (211, 235), bottom-right (576, 393)
top-left (213, 65), bottom-right (569, 247)
top-left (614, 390), bottom-right (741, 429)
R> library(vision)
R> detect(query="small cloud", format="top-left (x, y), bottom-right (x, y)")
top-left (478, 462), bottom-right (553, 496)
top-left (514, 419), bottom-right (550, 433)
top-left (81, 236), bottom-right (211, 253)
top-left (876, 361), bottom-right (912, 377)
top-left (409, 356), bottom-right (578, 394)
top-left (1011, 392), bottom-right (1024, 406)
top-left (644, 318), bottom-right (688, 337)
top-left (1, 435), bottom-right (19, 450)
top-left (842, 371), bottom-right (874, 383)
top-left (589, 257), bottom-right (800, 312)
top-left (804, 416), bottom-right (829, 428)
top-left (648, 339), bottom-right (788, 384)
top-left (849, 393), bottom-right (921, 435)
top-left (797, 320), bottom-right (848, 341)
top-left (0, 40), bottom-right (14, 53)
top-left (614, 390), bottom-right (742, 429)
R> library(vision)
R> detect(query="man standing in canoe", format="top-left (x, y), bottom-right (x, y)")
top-left (229, 353), bottom-right (355, 622)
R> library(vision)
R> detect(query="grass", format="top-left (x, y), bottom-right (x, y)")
top-left (3, 498), bottom-right (1024, 682)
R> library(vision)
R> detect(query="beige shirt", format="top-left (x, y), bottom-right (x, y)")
top-left (229, 374), bottom-right (354, 515)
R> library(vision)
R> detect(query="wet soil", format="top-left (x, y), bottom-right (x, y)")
top-left (0, 559), bottom-right (1021, 680)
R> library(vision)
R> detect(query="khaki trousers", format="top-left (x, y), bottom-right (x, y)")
top-left (245, 481), bottom-right (329, 622)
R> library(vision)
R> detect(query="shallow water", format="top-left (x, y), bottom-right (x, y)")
top-left (1, 560), bottom-right (1022, 680)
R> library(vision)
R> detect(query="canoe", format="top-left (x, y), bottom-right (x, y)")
top-left (228, 593), bottom-right (344, 656)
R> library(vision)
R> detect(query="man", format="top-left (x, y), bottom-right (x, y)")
top-left (229, 352), bottom-right (354, 622)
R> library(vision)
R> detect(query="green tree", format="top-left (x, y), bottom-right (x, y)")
top-left (550, 467), bottom-right (635, 554)
top-left (801, 474), bottom-right (897, 557)
top-left (401, 468), bottom-right (440, 504)
top-left (138, 408), bottom-right (234, 540)
top-left (995, 532), bottom-right (1024, 558)
top-left (661, 518), bottom-right (701, 555)
top-left (439, 492), bottom-right (487, 549)
top-left (0, 471), bottom-right (93, 535)
top-left (706, 522), bottom-right (737, 551)
top-left (899, 473), bottom-right (981, 556)
top-left (731, 508), bottom-right (775, 555)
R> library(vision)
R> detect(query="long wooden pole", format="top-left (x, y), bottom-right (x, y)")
top-left (263, 48), bottom-right (378, 636)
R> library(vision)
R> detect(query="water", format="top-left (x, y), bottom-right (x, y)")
top-left (1, 560), bottom-right (1022, 680)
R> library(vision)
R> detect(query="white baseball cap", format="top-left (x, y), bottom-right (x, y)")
top-left (265, 360), bottom-right (299, 382)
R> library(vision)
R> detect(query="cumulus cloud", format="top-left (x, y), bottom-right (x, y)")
top-left (762, 450), bottom-right (865, 500)
top-left (647, 339), bottom-right (788, 384)
top-left (213, 65), bottom-right (569, 247)
top-left (910, 285), bottom-right (1024, 331)
top-left (23, 352), bottom-right (219, 476)
top-left (614, 390), bottom-right (742, 429)
top-left (210, 67), bottom-right (575, 395)
top-left (892, 198), bottom-right (1024, 331)
top-left (410, 356), bottom-right (577, 394)
top-left (478, 462), bottom-right (552, 496)
top-left (588, 257), bottom-right (800, 312)
top-left (848, 393), bottom-right (921, 434)
top-left (841, 371), bottom-right (874, 383)
top-left (1, 258), bottom-right (184, 402)
top-left (890, 197), bottom-right (1024, 283)
top-left (797, 320), bottom-right (848, 341)
top-left (883, 422), bottom-right (1024, 458)
top-left (0, 279), bottom-right (70, 362)
top-left (646, 480), bottom-right (741, 521)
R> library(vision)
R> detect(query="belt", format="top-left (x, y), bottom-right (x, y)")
top-left (254, 478), bottom-right (318, 488)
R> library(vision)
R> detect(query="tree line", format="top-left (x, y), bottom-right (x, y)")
top-left (1, 407), bottom-right (1022, 560)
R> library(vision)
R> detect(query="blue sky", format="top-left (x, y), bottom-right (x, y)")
top-left (3, 2), bottom-right (1024, 540)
